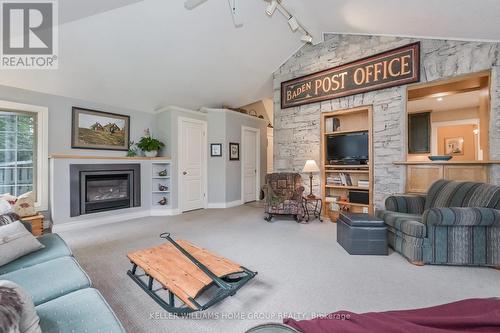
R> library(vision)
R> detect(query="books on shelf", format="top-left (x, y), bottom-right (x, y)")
top-left (357, 180), bottom-right (370, 188)
top-left (325, 196), bottom-right (341, 203)
top-left (327, 173), bottom-right (352, 186)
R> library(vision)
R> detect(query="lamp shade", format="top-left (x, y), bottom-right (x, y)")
top-left (302, 160), bottom-right (320, 173)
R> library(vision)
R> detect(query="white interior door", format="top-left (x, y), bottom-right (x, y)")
top-left (179, 118), bottom-right (207, 212)
top-left (242, 128), bottom-right (259, 203)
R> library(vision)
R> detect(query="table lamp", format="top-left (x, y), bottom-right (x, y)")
top-left (302, 160), bottom-right (320, 199)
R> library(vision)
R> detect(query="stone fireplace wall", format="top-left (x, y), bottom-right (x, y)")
top-left (273, 34), bottom-right (500, 209)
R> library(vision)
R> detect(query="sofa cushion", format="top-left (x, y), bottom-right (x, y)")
top-left (11, 192), bottom-right (36, 218)
top-left (377, 210), bottom-right (426, 238)
top-left (1, 257), bottom-right (91, 306)
top-left (0, 221), bottom-right (44, 266)
top-left (0, 234), bottom-right (72, 275)
top-left (36, 288), bottom-right (125, 333)
top-left (425, 180), bottom-right (500, 210)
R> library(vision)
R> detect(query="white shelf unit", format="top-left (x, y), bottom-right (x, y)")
top-left (151, 161), bottom-right (171, 209)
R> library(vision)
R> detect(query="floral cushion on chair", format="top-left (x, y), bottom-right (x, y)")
top-left (2, 192), bottom-right (37, 218)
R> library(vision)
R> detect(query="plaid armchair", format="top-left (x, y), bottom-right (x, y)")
top-left (377, 180), bottom-right (500, 267)
top-left (262, 173), bottom-right (305, 222)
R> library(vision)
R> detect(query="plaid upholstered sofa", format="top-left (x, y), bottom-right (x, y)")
top-left (263, 173), bottom-right (305, 222)
top-left (376, 180), bottom-right (500, 267)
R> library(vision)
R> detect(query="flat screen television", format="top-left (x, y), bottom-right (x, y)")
top-left (327, 131), bottom-right (368, 164)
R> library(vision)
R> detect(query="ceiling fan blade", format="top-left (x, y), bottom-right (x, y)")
top-left (184, 0), bottom-right (208, 10)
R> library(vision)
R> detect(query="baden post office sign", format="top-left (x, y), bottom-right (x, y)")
top-left (281, 42), bottom-right (420, 109)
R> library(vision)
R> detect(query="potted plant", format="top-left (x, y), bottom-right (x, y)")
top-left (137, 129), bottom-right (165, 157)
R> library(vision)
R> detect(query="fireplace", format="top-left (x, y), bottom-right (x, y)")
top-left (70, 164), bottom-right (141, 217)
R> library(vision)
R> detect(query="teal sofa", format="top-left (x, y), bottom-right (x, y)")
top-left (376, 180), bottom-right (500, 267)
top-left (0, 224), bottom-right (125, 332)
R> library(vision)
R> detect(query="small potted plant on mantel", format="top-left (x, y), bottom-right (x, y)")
top-left (137, 129), bottom-right (165, 157)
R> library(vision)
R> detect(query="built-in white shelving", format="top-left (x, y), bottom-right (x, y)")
top-left (151, 160), bottom-right (171, 210)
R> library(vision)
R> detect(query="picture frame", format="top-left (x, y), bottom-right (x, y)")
top-left (229, 142), bottom-right (239, 161)
top-left (211, 143), bottom-right (222, 157)
top-left (72, 107), bottom-right (130, 151)
top-left (444, 137), bottom-right (464, 156)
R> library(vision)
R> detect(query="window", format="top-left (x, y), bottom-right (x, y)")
top-left (0, 111), bottom-right (37, 197)
top-left (0, 101), bottom-right (48, 210)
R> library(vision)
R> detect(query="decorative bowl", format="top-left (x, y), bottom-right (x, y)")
top-left (428, 155), bottom-right (453, 161)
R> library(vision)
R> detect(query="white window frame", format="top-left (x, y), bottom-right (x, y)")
top-left (0, 100), bottom-right (48, 211)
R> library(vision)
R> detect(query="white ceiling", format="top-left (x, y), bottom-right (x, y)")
top-left (1, 0), bottom-right (499, 112)
top-left (408, 90), bottom-right (481, 113)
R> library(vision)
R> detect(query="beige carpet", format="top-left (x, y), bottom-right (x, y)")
top-left (59, 204), bottom-right (500, 333)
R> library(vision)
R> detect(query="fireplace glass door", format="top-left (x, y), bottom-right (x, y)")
top-left (82, 172), bottom-right (132, 214)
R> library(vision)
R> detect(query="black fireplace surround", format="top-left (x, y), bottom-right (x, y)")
top-left (70, 164), bottom-right (141, 217)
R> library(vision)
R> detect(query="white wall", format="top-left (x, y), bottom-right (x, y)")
top-left (0, 84), bottom-right (155, 156)
top-left (203, 108), bottom-right (268, 206)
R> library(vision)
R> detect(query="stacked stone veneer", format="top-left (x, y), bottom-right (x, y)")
top-left (273, 34), bottom-right (500, 209)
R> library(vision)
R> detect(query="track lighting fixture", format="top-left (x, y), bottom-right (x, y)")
top-left (184, 0), bottom-right (314, 43)
top-left (184, 0), bottom-right (208, 9)
top-left (301, 34), bottom-right (313, 43)
top-left (266, 0), bottom-right (278, 16)
top-left (287, 16), bottom-right (299, 31)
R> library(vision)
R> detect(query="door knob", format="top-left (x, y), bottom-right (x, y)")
top-left (183, 171), bottom-right (188, 175)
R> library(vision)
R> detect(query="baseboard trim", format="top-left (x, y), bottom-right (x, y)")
top-left (53, 210), bottom-right (151, 232)
top-left (207, 200), bottom-right (243, 209)
top-left (150, 208), bottom-right (181, 216)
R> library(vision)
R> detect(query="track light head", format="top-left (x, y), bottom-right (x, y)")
top-left (301, 34), bottom-right (313, 43)
top-left (287, 16), bottom-right (299, 31)
top-left (266, 0), bottom-right (278, 16)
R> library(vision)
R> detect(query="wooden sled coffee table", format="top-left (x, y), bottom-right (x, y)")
top-left (127, 233), bottom-right (257, 314)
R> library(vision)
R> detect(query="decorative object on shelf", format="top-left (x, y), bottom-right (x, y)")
top-left (158, 184), bottom-right (168, 192)
top-left (428, 155), bottom-right (453, 161)
top-left (229, 142), bottom-right (239, 161)
top-left (211, 143), bottom-right (222, 157)
top-left (302, 160), bottom-right (320, 199)
top-left (158, 197), bottom-right (168, 206)
top-left (71, 107), bottom-right (130, 151)
top-left (248, 109), bottom-right (257, 117)
top-left (158, 169), bottom-right (168, 177)
top-left (332, 117), bottom-right (340, 132)
top-left (127, 141), bottom-right (138, 157)
top-left (137, 129), bottom-right (165, 157)
top-left (444, 137), bottom-right (464, 155)
top-left (329, 198), bottom-right (340, 223)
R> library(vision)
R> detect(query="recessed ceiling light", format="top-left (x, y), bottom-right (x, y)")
top-left (437, 97), bottom-right (443, 102)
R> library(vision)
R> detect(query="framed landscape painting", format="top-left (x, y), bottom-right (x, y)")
top-left (72, 107), bottom-right (130, 151)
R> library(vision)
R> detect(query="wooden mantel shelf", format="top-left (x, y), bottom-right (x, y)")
top-left (49, 154), bottom-right (171, 160)
top-left (394, 160), bottom-right (500, 165)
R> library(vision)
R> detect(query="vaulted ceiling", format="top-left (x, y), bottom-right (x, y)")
top-left (1, 0), bottom-right (499, 112)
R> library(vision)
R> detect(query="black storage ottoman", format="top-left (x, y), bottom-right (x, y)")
top-left (337, 212), bottom-right (388, 255)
